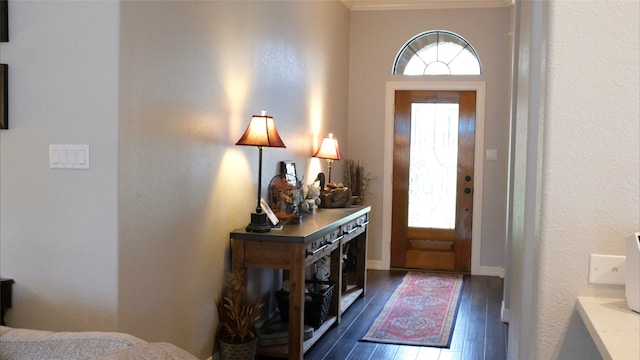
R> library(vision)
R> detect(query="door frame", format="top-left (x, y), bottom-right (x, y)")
top-left (382, 81), bottom-right (486, 274)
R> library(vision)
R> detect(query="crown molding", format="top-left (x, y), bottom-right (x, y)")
top-left (341, 0), bottom-right (513, 11)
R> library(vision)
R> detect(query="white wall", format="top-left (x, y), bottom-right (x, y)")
top-left (508, 0), bottom-right (640, 358)
top-left (506, 1), bottom-right (546, 357)
top-left (348, 7), bottom-right (512, 271)
top-left (0, 1), bottom-right (120, 330)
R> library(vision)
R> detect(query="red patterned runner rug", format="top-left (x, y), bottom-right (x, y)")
top-left (361, 272), bottom-right (463, 347)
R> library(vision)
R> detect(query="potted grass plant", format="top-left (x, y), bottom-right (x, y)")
top-left (216, 269), bottom-right (263, 360)
top-left (343, 159), bottom-right (373, 205)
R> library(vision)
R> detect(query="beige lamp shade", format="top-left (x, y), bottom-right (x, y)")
top-left (236, 110), bottom-right (286, 148)
top-left (313, 133), bottom-right (342, 160)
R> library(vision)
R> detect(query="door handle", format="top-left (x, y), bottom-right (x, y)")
top-left (465, 175), bottom-right (472, 182)
top-left (464, 187), bottom-right (472, 194)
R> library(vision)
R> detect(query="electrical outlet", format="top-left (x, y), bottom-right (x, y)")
top-left (589, 254), bottom-right (626, 285)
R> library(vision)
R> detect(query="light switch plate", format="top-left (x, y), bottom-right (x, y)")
top-left (486, 149), bottom-right (498, 161)
top-left (49, 144), bottom-right (90, 169)
top-left (589, 254), bottom-right (626, 285)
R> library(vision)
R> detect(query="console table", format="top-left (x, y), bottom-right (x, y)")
top-left (231, 205), bottom-right (370, 360)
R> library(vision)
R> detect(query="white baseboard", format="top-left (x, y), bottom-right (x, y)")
top-left (367, 259), bottom-right (385, 270)
top-left (501, 300), bottom-right (510, 323)
top-left (477, 265), bottom-right (503, 277)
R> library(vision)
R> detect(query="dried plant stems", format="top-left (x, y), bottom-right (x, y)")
top-left (343, 159), bottom-right (373, 205)
top-left (217, 270), bottom-right (263, 343)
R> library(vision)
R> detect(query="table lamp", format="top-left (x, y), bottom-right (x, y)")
top-left (236, 110), bottom-right (286, 232)
top-left (313, 133), bottom-right (342, 183)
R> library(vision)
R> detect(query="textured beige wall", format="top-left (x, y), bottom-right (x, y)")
top-left (118, 1), bottom-right (350, 358)
top-left (508, 0), bottom-right (640, 359)
top-left (0, 1), bottom-right (349, 358)
top-left (348, 7), bottom-right (512, 270)
top-left (535, 0), bottom-right (639, 358)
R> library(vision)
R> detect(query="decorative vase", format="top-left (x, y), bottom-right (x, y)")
top-left (218, 337), bottom-right (257, 360)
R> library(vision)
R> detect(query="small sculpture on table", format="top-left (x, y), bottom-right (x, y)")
top-left (301, 178), bottom-right (322, 213)
top-left (315, 172), bottom-right (352, 208)
top-left (268, 175), bottom-right (303, 224)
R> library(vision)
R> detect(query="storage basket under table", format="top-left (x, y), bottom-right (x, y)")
top-left (276, 280), bottom-right (335, 329)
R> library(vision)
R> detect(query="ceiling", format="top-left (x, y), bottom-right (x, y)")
top-left (341, 0), bottom-right (513, 11)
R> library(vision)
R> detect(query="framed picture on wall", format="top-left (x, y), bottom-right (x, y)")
top-left (280, 161), bottom-right (297, 186)
top-left (0, 0), bottom-right (8, 42)
top-left (1, 64), bottom-right (7, 130)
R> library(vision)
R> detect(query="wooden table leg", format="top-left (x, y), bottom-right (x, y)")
top-left (231, 239), bottom-right (244, 274)
top-left (288, 243), bottom-right (305, 360)
top-left (357, 229), bottom-right (368, 295)
top-left (330, 244), bottom-right (342, 322)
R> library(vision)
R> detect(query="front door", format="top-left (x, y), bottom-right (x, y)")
top-left (390, 90), bottom-right (476, 272)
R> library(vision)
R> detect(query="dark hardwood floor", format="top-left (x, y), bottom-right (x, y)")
top-left (260, 269), bottom-right (507, 360)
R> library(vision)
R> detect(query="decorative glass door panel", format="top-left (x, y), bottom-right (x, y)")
top-left (408, 103), bottom-right (459, 230)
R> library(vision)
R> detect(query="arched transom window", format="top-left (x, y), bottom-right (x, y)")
top-left (393, 30), bottom-right (481, 75)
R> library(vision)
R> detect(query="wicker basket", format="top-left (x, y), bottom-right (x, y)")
top-left (218, 337), bottom-right (257, 360)
top-left (276, 280), bottom-right (335, 329)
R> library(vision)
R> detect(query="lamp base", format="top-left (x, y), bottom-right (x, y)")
top-left (246, 212), bottom-right (271, 233)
